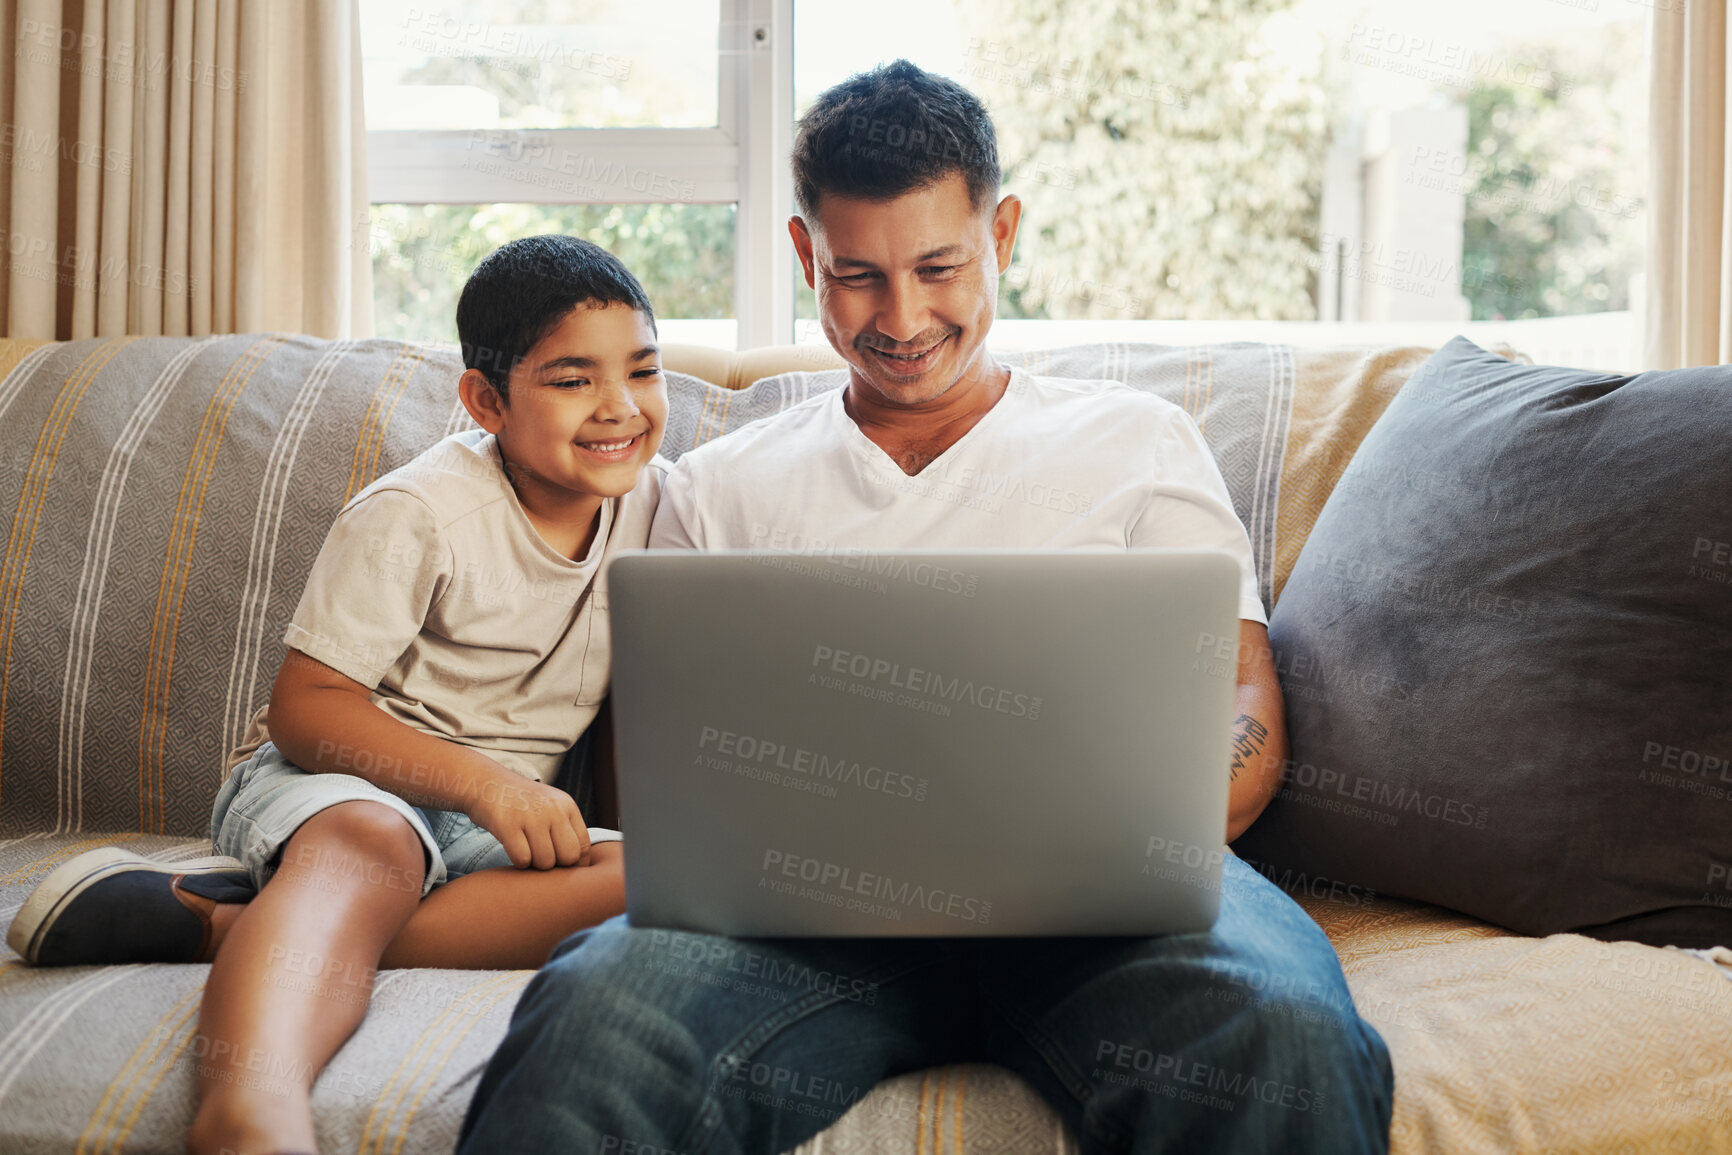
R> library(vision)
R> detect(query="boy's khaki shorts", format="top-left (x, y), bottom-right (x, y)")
top-left (210, 741), bottom-right (620, 899)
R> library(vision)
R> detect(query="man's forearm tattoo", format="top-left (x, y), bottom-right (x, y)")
top-left (1229, 714), bottom-right (1270, 781)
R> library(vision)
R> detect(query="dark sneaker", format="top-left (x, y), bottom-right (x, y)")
top-left (6, 847), bottom-right (256, 965)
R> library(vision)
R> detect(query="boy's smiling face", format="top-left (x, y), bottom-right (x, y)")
top-left (461, 302), bottom-right (666, 543)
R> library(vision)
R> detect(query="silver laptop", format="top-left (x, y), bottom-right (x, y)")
top-left (607, 549), bottom-right (1242, 937)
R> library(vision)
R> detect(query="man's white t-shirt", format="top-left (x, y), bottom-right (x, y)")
top-left (649, 366), bottom-right (1267, 626)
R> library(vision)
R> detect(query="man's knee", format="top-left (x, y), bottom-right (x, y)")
top-left (1202, 962), bottom-right (1389, 1116)
top-left (1252, 983), bottom-right (1371, 1051)
top-left (544, 910), bottom-right (636, 966)
top-left (534, 922), bottom-right (762, 1036)
top-left (520, 923), bottom-right (726, 1070)
top-left (546, 917), bottom-right (737, 971)
top-left (536, 916), bottom-right (712, 1011)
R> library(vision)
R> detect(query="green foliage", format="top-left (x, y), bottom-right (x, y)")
top-left (369, 5), bottom-right (1641, 336)
top-left (958, 0), bottom-right (1332, 320)
top-left (370, 202), bottom-right (735, 343)
top-left (1458, 27), bottom-right (1645, 320)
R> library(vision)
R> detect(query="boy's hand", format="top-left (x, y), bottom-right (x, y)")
top-left (267, 649), bottom-right (599, 867)
top-left (467, 774), bottom-right (593, 869)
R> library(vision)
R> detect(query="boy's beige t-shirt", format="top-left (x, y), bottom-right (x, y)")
top-left (232, 429), bottom-right (668, 785)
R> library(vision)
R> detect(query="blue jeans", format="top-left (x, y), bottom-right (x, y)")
top-left (458, 857), bottom-right (1393, 1154)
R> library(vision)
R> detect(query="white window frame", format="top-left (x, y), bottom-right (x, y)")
top-left (365, 0), bottom-right (795, 349)
top-left (364, 4), bottom-right (1642, 372)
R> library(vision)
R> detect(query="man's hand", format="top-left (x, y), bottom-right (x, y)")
top-left (467, 775), bottom-right (594, 870)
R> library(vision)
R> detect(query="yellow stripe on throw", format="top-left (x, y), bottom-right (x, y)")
top-left (0, 833), bottom-right (142, 885)
top-left (692, 377), bottom-right (721, 451)
top-left (77, 979), bottom-right (197, 1154)
top-left (345, 344), bottom-right (425, 503)
top-left (0, 339), bottom-right (131, 809)
top-left (931, 1068), bottom-right (947, 1155)
top-left (383, 972), bottom-right (535, 1155)
top-left (357, 971), bottom-right (530, 1155)
top-left (137, 337), bottom-right (283, 830)
top-left (1199, 347), bottom-right (1214, 436)
top-left (356, 345), bottom-right (424, 495)
top-left (1185, 347), bottom-right (1201, 420)
top-left (952, 1066), bottom-right (966, 1154)
top-left (107, 995), bottom-right (211, 1153)
top-left (716, 385), bottom-right (735, 444)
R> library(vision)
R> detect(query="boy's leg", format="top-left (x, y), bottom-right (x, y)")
top-left (969, 857), bottom-right (1394, 1155)
top-left (192, 839), bottom-right (627, 973)
top-left (378, 842), bottom-right (626, 969)
top-left (194, 799), bottom-right (628, 972)
top-left (458, 918), bottom-right (980, 1155)
top-left (188, 800), bottom-right (426, 1155)
top-left (365, 730), bottom-right (627, 970)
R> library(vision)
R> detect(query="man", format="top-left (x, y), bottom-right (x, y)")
top-left (458, 60), bottom-right (1394, 1155)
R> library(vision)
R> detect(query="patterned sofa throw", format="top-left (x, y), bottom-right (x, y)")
top-left (1237, 336), bottom-right (1732, 947)
top-left (3, 336), bottom-right (1409, 839)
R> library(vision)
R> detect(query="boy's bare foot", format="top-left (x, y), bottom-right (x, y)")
top-left (187, 1087), bottom-right (317, 1155)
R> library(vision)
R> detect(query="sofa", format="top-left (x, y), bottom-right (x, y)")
top-left (0, 332), bottom-right (1728, 1154)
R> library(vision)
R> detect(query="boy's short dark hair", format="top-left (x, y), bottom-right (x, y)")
top-left (457, 234), bottom-right (657, 398)
top-left (791, 59), bottom-right (1000, 221)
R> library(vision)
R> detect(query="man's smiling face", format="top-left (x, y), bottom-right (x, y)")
top-left (791, 173), bottom-right (1021, 408)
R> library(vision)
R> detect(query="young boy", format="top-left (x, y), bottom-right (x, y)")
top-left (6, 235), bottom-right (669, 1155)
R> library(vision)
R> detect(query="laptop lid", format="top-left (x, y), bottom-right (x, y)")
top-left (608, 548), bottom-right (1242, 937)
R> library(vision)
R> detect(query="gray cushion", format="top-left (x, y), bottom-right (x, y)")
top-left (1235, 336), bottom-right (1732, 947)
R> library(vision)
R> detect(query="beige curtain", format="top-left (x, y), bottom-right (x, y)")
top-left (1647, 0), bottom-right (1732, 368)
top-left (0, 0), bottom-right (371, 340)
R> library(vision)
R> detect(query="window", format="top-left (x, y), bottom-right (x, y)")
top-left (364, 1), bottom-right (722, 129)
top-left (361, 0), bottom-right (794, 349)
top-left (366, 0), bottom-right (1647, 368)
top-left (790, 0), bottom-right (1646, 366)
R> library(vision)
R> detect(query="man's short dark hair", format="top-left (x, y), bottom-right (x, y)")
top-left (457, 234), bottom-right (657, 398)
top-left (791, 59), bottom-right (1000, 220)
